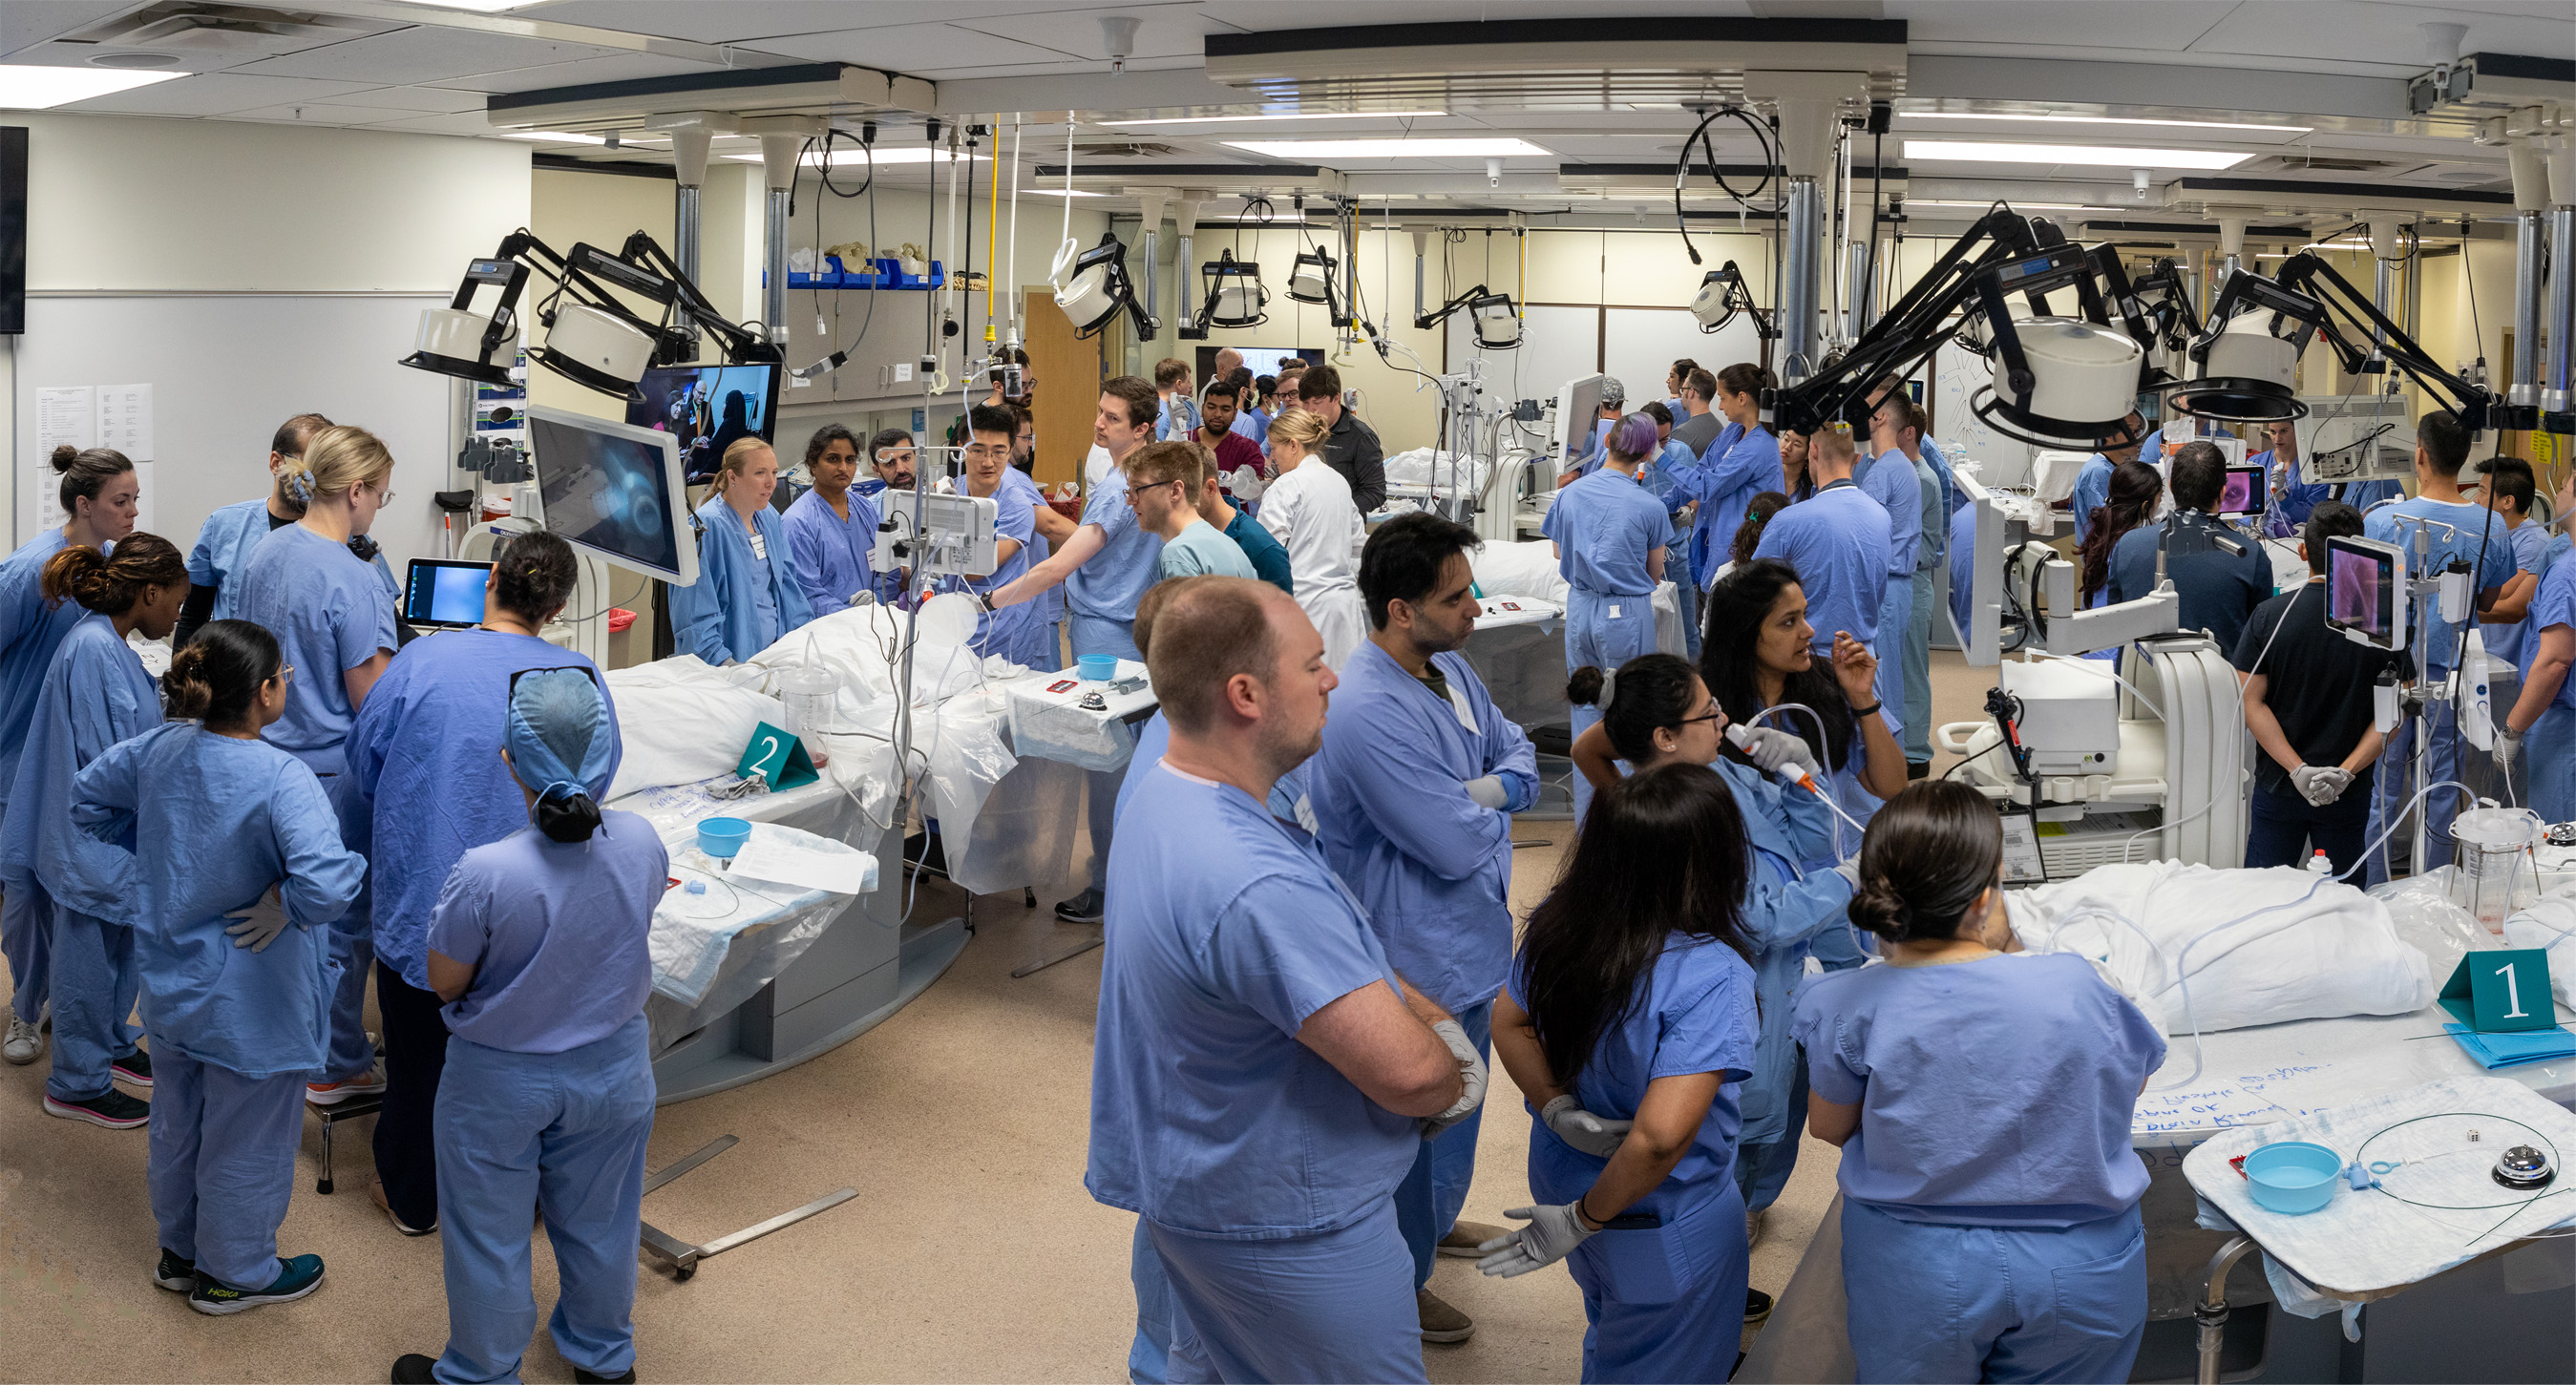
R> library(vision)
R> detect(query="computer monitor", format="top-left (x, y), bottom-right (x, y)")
top-left (526, 405), bottom-right (699, 586)
top-left (2216, 463), bottom-right (2265, 521)
top-left (2324, 535), bottom-right (2404, 652)
top-left (402, 558), bottom-right (491, 628)
top-left (1554, 373), bottom-right (1607, 468)
top-left (625, 363), bottom-right (780, 481)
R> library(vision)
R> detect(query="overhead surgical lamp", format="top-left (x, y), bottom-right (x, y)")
top-left (1286, 246), bottom-right (1340, 310)
top-left (402, 230), bottom-right (716, 400)
top-left (1414, 283), bottom-right (1522, 349)
top-left (1689, 261), bottom-right (1778, 338)
top-left (2162, 269), bottom-right (2323, 425)
top-left (1193, 249), bottom-right (1269, 330)
top-left (1053, 231), bottom-right (1154, 339)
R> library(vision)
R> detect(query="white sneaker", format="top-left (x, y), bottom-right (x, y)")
top-left (2, 1017), bottom-right (40, 1065)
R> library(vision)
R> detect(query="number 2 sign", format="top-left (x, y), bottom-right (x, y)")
top-left (2439, 950), bottom-right (2556, 1035)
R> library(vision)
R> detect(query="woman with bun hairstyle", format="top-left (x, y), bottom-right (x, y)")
top-left (233, 424), bottom-right (401, 1105)
top-left (73, 619), bottom-right (365, 1312)
top-left (1791, 782), bottom-right (2164, 1383)
top-left (1478, 763), bottom-right (1761, 1381)
top-left (0, 445), bottom-right (139, 1067)
top-left (0, 534), bottom-right (186, 1127)
top-left (1567, 652), bottom-right (1860, 1269)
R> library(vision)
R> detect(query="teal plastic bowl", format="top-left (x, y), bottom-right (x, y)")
top-left (2245, 1141), bottom-right (2341, 1215)
top-left (697, 817), bottom-right (752, 860)
top-left (1076, 653), bottom-right (1118, 683)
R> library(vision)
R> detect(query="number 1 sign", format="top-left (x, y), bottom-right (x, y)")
top-left (2439, 950), bottom-right (2555, 1034)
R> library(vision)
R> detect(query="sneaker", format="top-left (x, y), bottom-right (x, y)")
top-left (1053, 887), bottom-right (1106, 924)
top-left (1747, 1206), bottom-right (1767, 1249)
top-left (2, 1017), bottom-right (39, 1065)
top-left (110, 1048), bottom-right (153, 1089)
top-left (390, 1354), bottom-right (437, 1385)
top-left (306, 1061), bottom-right (387, 1105)
top-left (1417, 1287), bottom-right (1473, 1344)
top-left (573, 1370), bottom-right (638, 1384)
top-left (44, 1088), bottom-right (149, 1129)
top-left (1746, 1288), bottom-right (1775, 1325)
top-left (369, 1180), bottom-right (437, 1237)
top-left (154, 1249), bottom-right (197, 1292)
top-left (1439, 1221), bottom-right (1508, 1257)
top-left (190, 1254), bottom-right (324, 1315)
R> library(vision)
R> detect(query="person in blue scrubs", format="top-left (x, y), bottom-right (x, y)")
top-left (75, 619), bottom-right (365, 1312)
top-left (1641, 403), bottom-right (1707, 661)
top-left (234, 424), bottom-right (401, 1105)
top-left (2067, 411), bottom-right (2148, 547)
top-left (782, 424), bottom-right (889, 615)
top-left (175, 412), bottom-right (333, 650)
top-left (1751, 427), bottom-right (1891, 673)
top-left (2502, 471), bottom-right (2576, 825)
top-left (1662, 363), bottom-right (1782, 598)
top-left (2111, 442), bottom-right (2275, 655)
top-left (1003, 419), bottom-right (1068, 672)
top-left (1795, 783), bottom-right (2164, 1383)
top-left (1482, 763), bottom-right (1761, 1382)
top-left (986, 377), bottom-right (1166, 926)
top-left (2249, 417), bottom-right (2321, 537)
top-left (2466, 460), bottom-right (2546, 794)
top-left (2362, 411), bottom-right (2511, 883)
top-left (948, 404), bottom-right (1042, 663)
top-left (2, 534), bottom-right (183, 1126)
top-left (1702, 557), bottom-right (1909, 828)
top-left (1091, 575), bottom-right (1480, 1385)
top-left (674, 437), bottom-right (816, 665)
top-left (1946, 498), bottom-right (1978, 640)
top-left (1858, 393), bottom-right (1930, 765)
top-left (346, 532), bottom-right (619, 1239)
top-left (0, 446), bottom-right (139, 1068)
top-left (1556, 378), bottom-right (1627, 485)
top-left (1544, 413), bottom-right (1675, 820)
top-left (382, 670), bottom-right (661, 1385)
top-left (1310, 514), bottom-right (1536, 1342)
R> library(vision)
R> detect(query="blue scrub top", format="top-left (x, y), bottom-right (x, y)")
top-left (1064, 469), bottom-right (1164, 626)
top-left (1001, 469), bottom-right (1065, 625)
top-left (347, 630), bottom-right (621, 989)
top-left (1749, 480), bottom-right (1892, 654)
top-left (1232, 408), bottom-right (1271, 449)
top-left (1117, 710), bottom-right (1312, 829)
top-left (2481, 520), bottom-right (2552, 668)
top-left (73, 722), bottom-right (365, 1079)
top-left (781, 486), bottom-right (883, 613)
top-left (1088, 763), bottom-right (1419, 1238)
top-left (941, 477), bottom-right (1040, 661)
top-left (1643, 438), bottom-right (1696, 518)
top-left (1669, 422), bottom-right (1783, 589)
top-left (674, 495), bottom-right (817, 666)
top-left (0, 528), bottom-right (83, 812)
top-left (1710, 757), bottom-right (1860, 1147)
top-left (1946, 503), bottom-right (1977, 636)
top-left (234, 523), bottom-right (398, 772)
top-left (1543, 467), bottom-right (1673, 598)
top-left (2070, 453), bottom-right (2115, 547)
top-left (1157, 519), bottom-right (1257, 579)
top-left (1311, 642), bottom-right (1538, 1015)
top-left (2365, 495), bottom-right (2511, 675)
top-left (2524, 556), bottom-right (2576, 714)
top-left (426, 813), bottom-right (664, 1055)
top-left (0, 612), bottom-right (159, 920)
top-left (1507, 933), bottom-right (1757, 1218)
top-left (1857, 449), bottom-right (1925, 579)
top-left (1791, 952), bottom-right (2164, 1227)
top-left (187, 498), bottom-right (272, 621)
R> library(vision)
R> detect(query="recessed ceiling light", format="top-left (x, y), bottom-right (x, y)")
top-left (1105, 110), bottom-right (1446, 127)
top-left (501, 130), bottom-right (607, 144)
top-left (728, 147), bottom-right (989, 166)
top-left (1222, 137), bottom-right (1551, 159)
top-left (1903, 140), bottom-right (2253, 171)
top-left (1900, 112), bottom-right (2310, 135)
top-left (0, 64), bottom-right (188, 109)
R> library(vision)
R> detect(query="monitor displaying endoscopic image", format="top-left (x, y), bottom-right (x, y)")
top-left (527, 406), bottom-right (697, 586)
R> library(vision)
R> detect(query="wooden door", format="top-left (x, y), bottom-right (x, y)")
top-left (1025, 288), bottom-right (1103, 489)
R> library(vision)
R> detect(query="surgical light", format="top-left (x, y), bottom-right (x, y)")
top-left (1689, 262), bottom-right (1777, 338)
top-left (1194, 249), bottom-right (1269, 330)
top-left (1053, 232), bottom-right (1151, 339)
top-left (2163, 270), bottom-right (2324, 425)
top-left (1468, 292), bottom-right (1520, 349)
top-left (1286, 247), bottom-right (1339, 307)
top-left (1972, 315), bottom-right (2145, 449)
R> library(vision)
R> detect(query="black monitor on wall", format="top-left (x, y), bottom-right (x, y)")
top-left (624, 362), bottom-right (779, 481)
top-left (1, 128), bottom-right (26, 336)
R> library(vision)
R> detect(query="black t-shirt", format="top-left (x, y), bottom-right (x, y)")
top-left (2231, 581), bottom-right (2397, 799)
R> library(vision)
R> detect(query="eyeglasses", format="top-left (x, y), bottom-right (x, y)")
top-left (277, 665), bottom-right (295, 686)
top-left (1679, 704), bottom-right (1726, 726)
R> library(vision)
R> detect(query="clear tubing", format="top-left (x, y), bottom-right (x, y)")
top-left (2050, 904), bottom-right (2205, 1092)
top-left (1745, 702), bottom-right (1871, 857)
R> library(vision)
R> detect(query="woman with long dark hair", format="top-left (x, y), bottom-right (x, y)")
top-left (1478, 763), bottom-right (1761, 1382)
top-left (2077, 460), bottom-right (2164, 661)
top-left (1701, 557), bottom-right (1907, 828)
top-left (1794, 783), bottom-right (2164, 1382)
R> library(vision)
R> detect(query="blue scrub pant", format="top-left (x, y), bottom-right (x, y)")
top-left (2245, 781), bottom-right (2372, 876)
top-left (1873, 580), bottom-right (1909, 746)
top-left (1904, 566), bottom-right (1935, 766)
top-left (1732, 1046), bottom-right (1807, 1215)
top-left (2366, 697), bottom-right (2463, 886)
top-left (1071, 613), bottom-right (1139, 893)
top-left (1565, 588), bottom-right (1659, 824)
top-left (149, 1050), bottom-right (306, 1289)
top-left (1028, 615), bottom-right (1065, 673)
top-left (1840, 1199), bottom-right (2146, 1384)
top-left (46, 903), bottom-right (139, 1102)
top-left (1129, 1217), bottom-right (1176, 1385)
top-left (1397, 999), bottom-right (1492, 1288)
top-left (1149, 1195), bottom-right (1425, 1385)
top-left (2, 875), bottom-right (52, 1025)
top-left (2527, 703), bottom-right (2576, 826)
top-left (1558, 1185), bottom-right (1749, 1384)
top-left (318, 769), bottom-right (374, 1081)
top-left (432, 1018), bottom-right (655, 1385)
top-left (1678, 575), bottom-right (1703, 661)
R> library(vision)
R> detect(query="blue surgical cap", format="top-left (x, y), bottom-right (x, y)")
top-left (505, 667), bottom-right (614, 808)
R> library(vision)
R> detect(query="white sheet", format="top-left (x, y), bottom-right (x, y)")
top-left (2004, 861), bottom-right (2434, 1035)
top-left (2503, 892), bottom-right (2576, 1009)
top-left (603, 656), bottom-right (785, 801)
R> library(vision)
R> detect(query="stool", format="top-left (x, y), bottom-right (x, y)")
top-left (306, 1094), bottom-right (383, 1195)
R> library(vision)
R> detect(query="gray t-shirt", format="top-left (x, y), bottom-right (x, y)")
top-left (1671, 410), bottom-right (1724, 457)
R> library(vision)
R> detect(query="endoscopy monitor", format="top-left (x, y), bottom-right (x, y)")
top-left (526, 405), bottom-right (698, 587)
top-left (402, 558), bottom-right (491, 628)
top-left (2324, 534), bottom-right (2404, 653)
top-left (2216, 463), bottom-right (2265, 521)
top-left (1554, 373), bottom-right (1607, 468)
top-left (625, 363), bottom-right (779, 481)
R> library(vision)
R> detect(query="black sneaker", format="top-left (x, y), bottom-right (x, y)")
top-left (111, 1048), bottom-right (153, 1088)
top-left (190, 1254), bottom-right (325, 1315)
top-left (1745, 1287), bottom-right (1775, 1324)
top-left (574, 1369), bottom-right (638, 1384)
top-left (44, 1088), bottom-right (149, 1129)
top-left (390, 1354), bottom-right (437, 1384)
top-left (1053, 887), bottom-right (1105, 923)
top-left (154, 1249), bottom-right (196, 1292)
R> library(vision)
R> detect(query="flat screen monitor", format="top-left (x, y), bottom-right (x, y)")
top-left (2216, 463), bottom-right (2265, 520)
top-left (403, 559), bottom-right (491, 627)
top-left (1554, 373), bottom-right (1607, 468)
top-left (0, 127), bottom-right (23, 335)
top-left (527, 405), bottom-right (698, 586)
top-left (625, 363), bottom-right (779, 480)
top-left (2324, 535), bottom-right (2403, 652)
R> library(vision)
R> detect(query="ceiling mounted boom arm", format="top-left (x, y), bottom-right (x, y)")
top-left (616, 231), bottom-right (782, 366)
top-left (2271, 251), bottom-right (2495, 430)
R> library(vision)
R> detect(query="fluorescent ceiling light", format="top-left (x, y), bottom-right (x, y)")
top-left (1025, 188), bottom-right (1108, 198)
top-left (1222, 137), bottom-right (1550, 159)
top-left (729, 148), bottom-right (987, 165)
top-left (1907, 199), bottom-right (2120, 212)
top-left (395, 0), bottom-right (538, 9)
top-left (501, 130), bottom-right (607, 144)
top-left (1904, 140), bottom-right (2253, 170)
top-left (1106, 110), bottom-right (1446, 127)
top-left (0, 65), bottom-right (188, 109)
top-left (1900, 112), bottom-right (2309, 135)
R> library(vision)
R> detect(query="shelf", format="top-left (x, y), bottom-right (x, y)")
top-left (774, 256), bottom-right (945, 291)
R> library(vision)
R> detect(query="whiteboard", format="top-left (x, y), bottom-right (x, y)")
top-left (1604, 306), bottom-right (1762, 408)
top-left (11, 295), bottom-right (458, 573)
top-left (1932, 336), bottom-right (2037, 489)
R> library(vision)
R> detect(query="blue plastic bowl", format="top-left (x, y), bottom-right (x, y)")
top-left (2244, 1141), bottom-right (2341, 1215)
top-left (1076, 653), bottom-right (1119, 683)
top-left (697, 817), bottom-right (752, 860)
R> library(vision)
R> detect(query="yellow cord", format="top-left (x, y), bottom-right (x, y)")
top-left (984, 114), bottom-right (1000, 344)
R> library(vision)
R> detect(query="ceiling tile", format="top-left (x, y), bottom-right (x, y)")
top-left (52, 73), bottom-right (386, 117)
top-left (0, 2), bottom-right (140, 60)
top-left (1888, 0), bottom-right (2236, 52)
top-left (949, 6), bottom-right (1226, 62)
top-left (353, 109), bottom-right (524, 136)
top-left (295, 83), bottom-right (487, 113)
top-left (2185, 2), bottom-right (2576, 69)
top-left (444, 49), bottom-right (790, 95)
top-left (229, 25), bottom-right (625, 85)
top-left (751, 22), bottom-right (1088, 72)
top-left (223, 101), bottom-right (481, 126)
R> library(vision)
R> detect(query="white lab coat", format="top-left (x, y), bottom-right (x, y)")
top-left (1259, 454), bottom-right (1370, 669)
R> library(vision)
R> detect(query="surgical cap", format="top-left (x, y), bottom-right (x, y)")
top-left (505, 667), bottom-right (614, 807)
top-left (1598, 376), bottom-right (1627, 407)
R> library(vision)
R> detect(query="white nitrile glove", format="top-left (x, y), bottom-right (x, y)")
top-left (1464, 775), bottom-right (1510, 810)
top-left (1421, 1018), bottom-right (1488, 1139)
top-left (223, 891), bottom-right (290, 954)
top-left (2495, 725), bottom-right (2522, 775)
top-left (1475, 1202), bottom-right (1597, 1278)
top-left (2289, 764), bottom-right (2352, 808)
top-left (1739, 726), bottom-right (1820, 778)
top-left (1830, 859), bottom-right (1863, 890)
top-left (1540, 1095), bottom-right (1633, 1158)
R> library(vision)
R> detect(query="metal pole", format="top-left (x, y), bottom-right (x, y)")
top-left (1783, 177), bottom-right (1823, 383)
top-left (2196, 1234), bottom-right (2259, 1385)
top-left (756, 131), bottom-right (802, 346)
top-left (2509, 143), bottom-right (2547, 413)
top-left (2547, 204), bottom-right (2575, 415)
